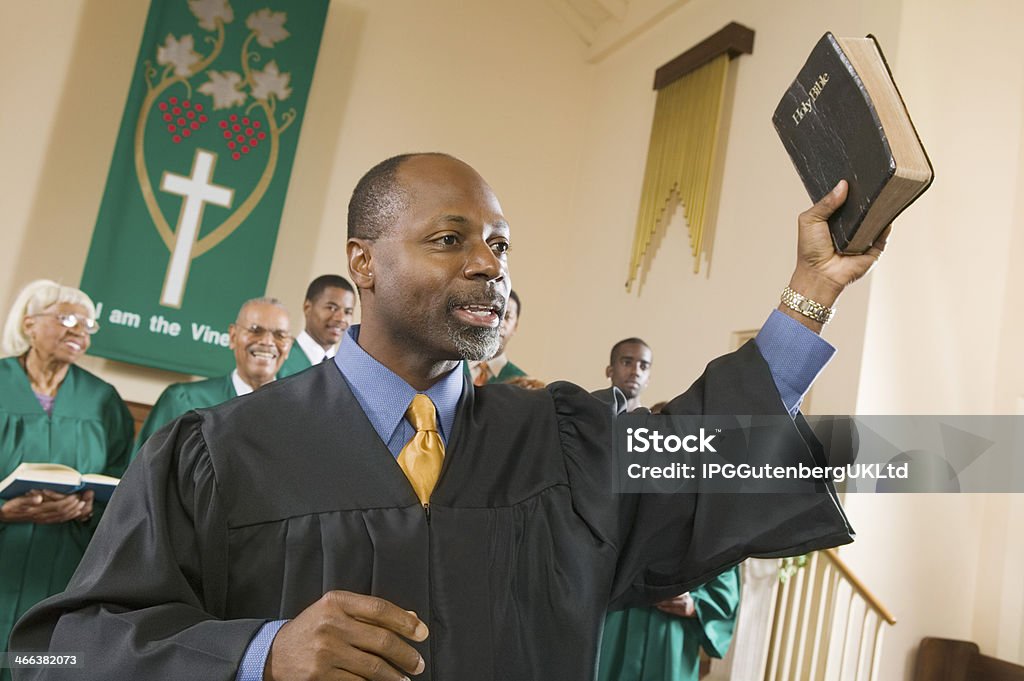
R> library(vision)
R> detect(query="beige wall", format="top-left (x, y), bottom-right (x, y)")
top-left (856, 0), bottom-right (1024, 416)
top-left (994, 30), bottom-right (1024, 417)
top-left (0, 2), bottom-right (85, 311)
top-left (842, 0), bottom-right (1024, 675)
top-left (3, 1), bottom-right (1022, 679)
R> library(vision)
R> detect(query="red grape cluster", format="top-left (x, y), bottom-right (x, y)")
top-left (218, 114), bottom-right (267, 161)
top-left (157, 96), bottom-right (209, 144)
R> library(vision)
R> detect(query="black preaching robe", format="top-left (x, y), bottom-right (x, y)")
top-left (11, 343), bottom-right (851, 681)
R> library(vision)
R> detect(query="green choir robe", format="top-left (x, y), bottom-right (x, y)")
top-left (488, 359), bottom-right (526, 384)
top-left (276, 348), bottom-right (312, 379)
top-left (134, 375), bottom-right (237, 451)
top-left (597, 566), bottom-right (741, 681)
top-left (463, 358), bottom-right (528, 384)
top-left (0, 358), bottom-right (132, 671)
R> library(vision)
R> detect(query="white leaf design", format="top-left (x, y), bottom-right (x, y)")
top-left (246, 9), bottom-right (290, 48)
top-left (189, 0), bottom-right (234, 31)
top-left (250, 61), bottom-right (291, 101)
top-left (156, 34), bottom-right (201, 77)
top-left (198, 70), bottom-right (247, 109)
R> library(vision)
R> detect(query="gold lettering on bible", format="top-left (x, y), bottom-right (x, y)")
top-left (791, 73), bottom-right (830, 126)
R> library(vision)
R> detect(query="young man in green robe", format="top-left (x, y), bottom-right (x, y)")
top-left (135, 298), bottom-right (292, 450)
top-left (598, 567), bottom-right (740, 681)
top-left (595, 340), bottom-right (740, 681)
top-left (277, 275), bottom-right (357, 378)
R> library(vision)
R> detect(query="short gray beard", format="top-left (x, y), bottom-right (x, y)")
top-left (446, 318), bottom-right (501, 361)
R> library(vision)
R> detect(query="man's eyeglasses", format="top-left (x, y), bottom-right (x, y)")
top-left (33, 313), bottom-right (101, 334)
top-left (239, 324), bottom-right (291, 343)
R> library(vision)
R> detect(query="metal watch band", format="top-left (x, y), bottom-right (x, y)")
top-left (781, 286), bottom-right (835, 324)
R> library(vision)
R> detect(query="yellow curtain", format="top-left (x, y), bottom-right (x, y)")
top-left (627, 53), bottom-right (730, 290)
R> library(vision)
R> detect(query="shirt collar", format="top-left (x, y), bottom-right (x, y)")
top-left (295, 330), bottom-right (334, 364)
top-left (231, 369), bottom-right (258, 396)
top-left (333, 325), bottom-right (463, 444)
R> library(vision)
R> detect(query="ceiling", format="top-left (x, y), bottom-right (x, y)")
top-left (545, 0), bottom-right (692, 62)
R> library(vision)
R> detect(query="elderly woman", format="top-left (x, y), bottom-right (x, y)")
top-left (0, 280), bottom-right (132, 663)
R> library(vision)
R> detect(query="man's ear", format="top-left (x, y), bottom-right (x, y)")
top-left (347, 239), bottom-right (375, 291)
top-left (227, 323), bottom-right (239, 351)
top-left (302, 298), bottom-right (313, 315)
top-left (605, 365), bottom-right (612, 380)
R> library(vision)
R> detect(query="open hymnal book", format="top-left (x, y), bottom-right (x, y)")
top-left (0, 463), bottom-right (120, 503)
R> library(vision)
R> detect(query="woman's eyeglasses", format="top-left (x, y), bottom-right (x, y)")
top-left (33, 313), bottom-right (101, 334)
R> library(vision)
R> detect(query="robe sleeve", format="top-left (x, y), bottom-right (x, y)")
top-left (552, 340), bottom-right (852, 611)
top-left (687, 566), bottom-right (740, 659)
top-left (77, 383), bottom-right (135, 533)
top-left (10, 413), bottom-right (265, 681)
top-left (99, 386), bottom-right (134, 479)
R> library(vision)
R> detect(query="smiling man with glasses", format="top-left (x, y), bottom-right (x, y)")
top-left (133, 297), bottom-right (292, 451)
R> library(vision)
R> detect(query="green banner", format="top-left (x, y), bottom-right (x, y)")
top-left (81, 0), bottom-right (328, 376)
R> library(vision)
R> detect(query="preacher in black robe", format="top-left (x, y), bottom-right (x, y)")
top-left (12, 153), bottom-right (886, 681)
top-left (10, 341), bottom-right (850, 681)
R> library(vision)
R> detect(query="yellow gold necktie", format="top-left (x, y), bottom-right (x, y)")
top-left (397, 394), bottom-right (445, 505)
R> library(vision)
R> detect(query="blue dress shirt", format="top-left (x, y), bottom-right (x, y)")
top-left (237, 312), bottom-right (832, 679)
top-left (333, 326), bottom-right (463, 456)
top-left (755, 309), bottom-right (836, 416)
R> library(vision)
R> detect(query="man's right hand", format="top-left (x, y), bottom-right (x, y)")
top-left (654, 592), bottom-right (697, 619)
top-left (265, 591), bottom-right (429, 681)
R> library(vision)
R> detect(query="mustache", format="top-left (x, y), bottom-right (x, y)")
top-left (446, 291), bottom-right (506, 317)
top-left (245, 343), bottom-right (280, 356)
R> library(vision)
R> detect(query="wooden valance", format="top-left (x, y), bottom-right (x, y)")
top-left (653, 22), bottom-right (755, 90)
top-left (626, 22), bottom-right (754, 290)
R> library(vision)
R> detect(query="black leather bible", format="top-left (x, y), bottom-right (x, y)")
top-left (773, 32), bottom-right (933, 253)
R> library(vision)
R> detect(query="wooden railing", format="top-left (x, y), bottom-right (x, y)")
top-left (762, 550), bottom-right (896, 681)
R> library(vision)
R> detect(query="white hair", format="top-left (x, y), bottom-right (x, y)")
top-left (235, 296), bottom-right (288, 321)
top-left (2, 279), bottom-right (97, 356)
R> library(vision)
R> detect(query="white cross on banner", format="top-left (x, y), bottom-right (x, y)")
top-left (159, 149), bottom-right (234, 308)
